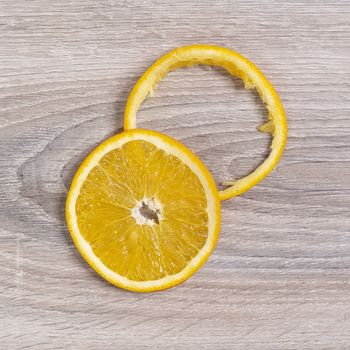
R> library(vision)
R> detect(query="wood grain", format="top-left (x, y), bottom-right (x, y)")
top-left (1, 0), bottom-right (350, 349)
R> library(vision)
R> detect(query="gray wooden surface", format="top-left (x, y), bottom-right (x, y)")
top-left (1, 0), bottom-right (350, 349)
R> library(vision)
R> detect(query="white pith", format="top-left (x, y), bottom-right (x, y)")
top-left (131, 197), bottom-right (163, 226)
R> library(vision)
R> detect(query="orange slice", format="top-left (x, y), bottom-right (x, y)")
top-left (66, 129), bottom-right (220, 292)
top-left (124, 44), bottom-right (287, 200)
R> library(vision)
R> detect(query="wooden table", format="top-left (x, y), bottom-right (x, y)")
top-left (1, 1), bottom-right (350, 348)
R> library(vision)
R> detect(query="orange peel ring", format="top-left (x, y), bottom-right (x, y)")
top-left (124, 45), bottom-right (288, 200)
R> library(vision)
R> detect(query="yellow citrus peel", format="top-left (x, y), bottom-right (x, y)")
top-left (124, 44), bottom-right (287, 200)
